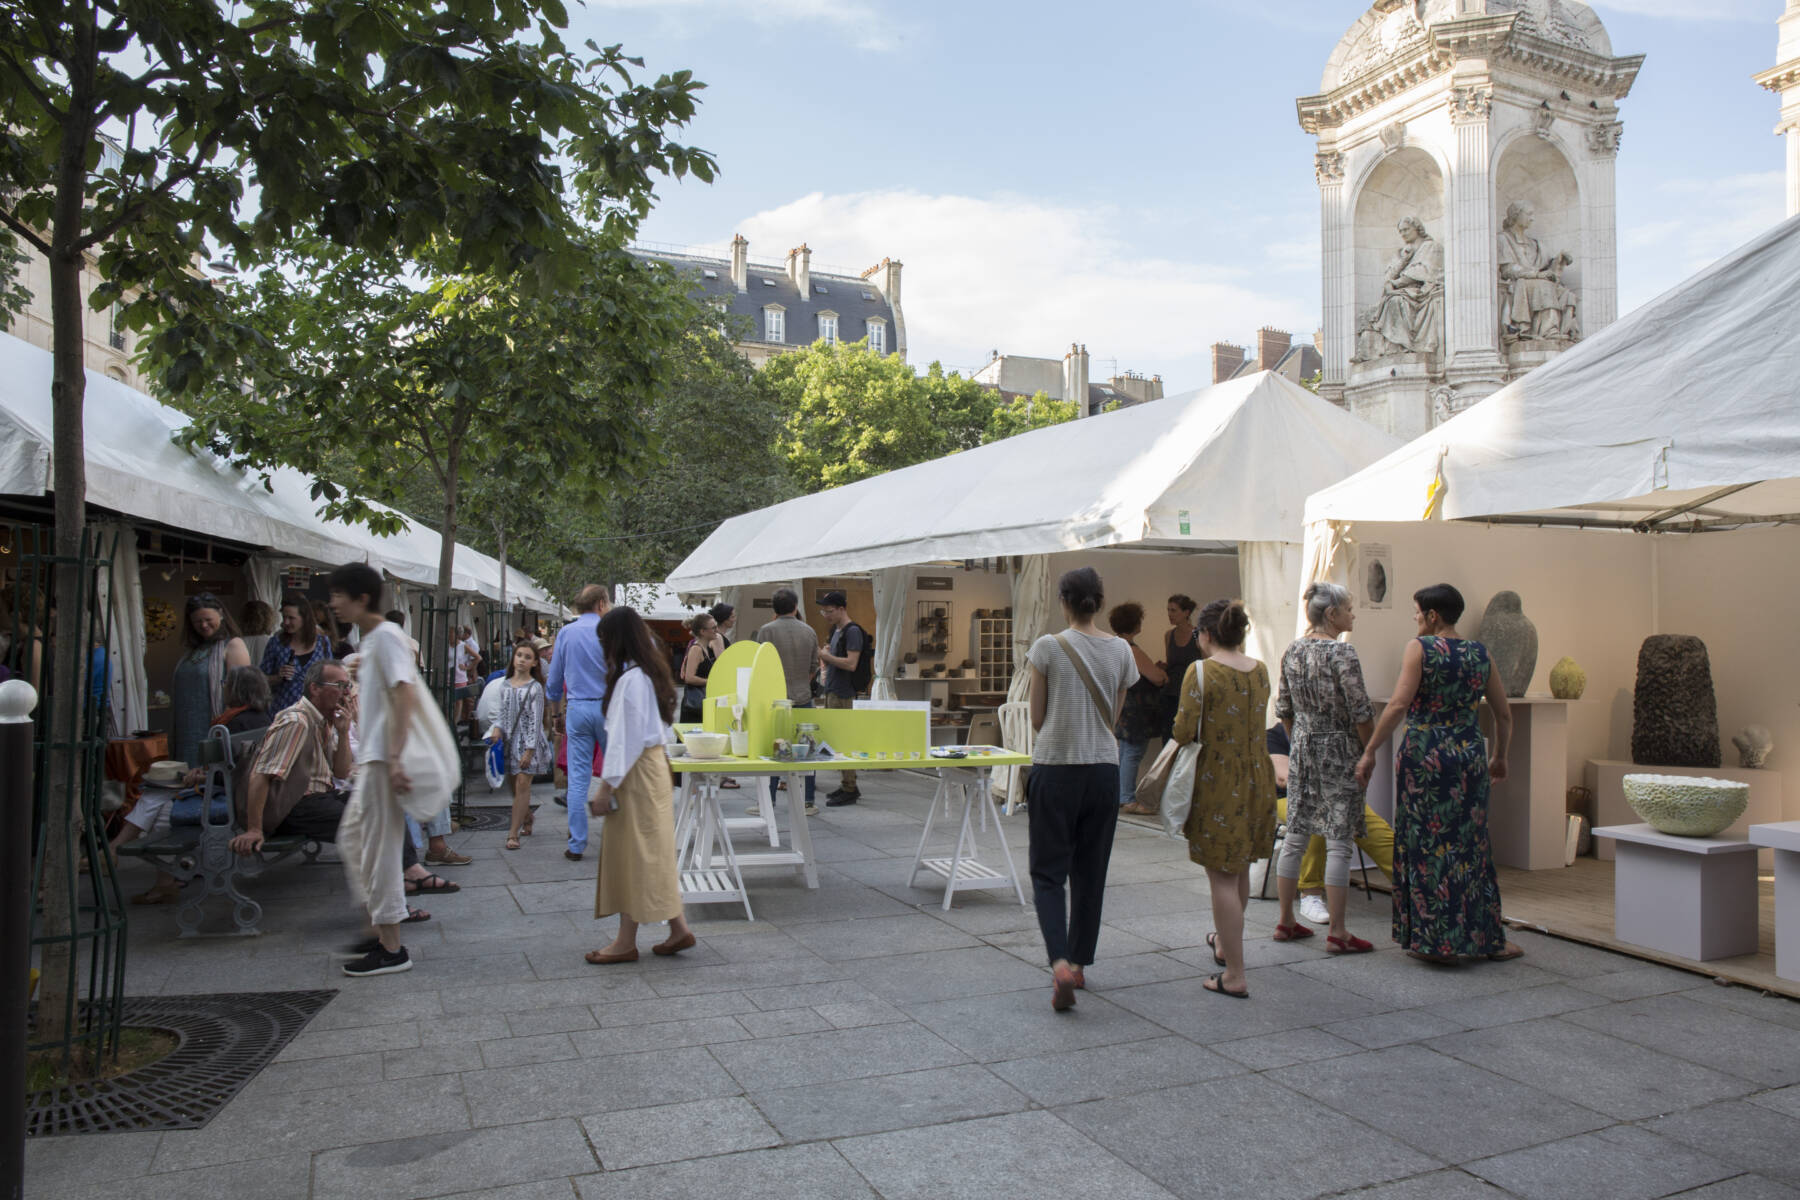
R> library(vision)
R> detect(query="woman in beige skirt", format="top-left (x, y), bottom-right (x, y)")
top-left (585, 606), bottom-right (695, 964)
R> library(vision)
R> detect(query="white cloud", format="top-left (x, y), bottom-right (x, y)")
top-left (1621, 170), bottom-right (1785, 310)
top-left (1589, 0), bottom-right (1767, 20)
top-left (731, 190), bottom-right (1316, 388)
top-left (583, 0), bottom-right (898, 51)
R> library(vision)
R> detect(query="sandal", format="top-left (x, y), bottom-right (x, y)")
top-left (1486, 942), bottom-right (1525, 961)
top-left (1203, 972), bottom-right (1249, 999)
top-left (520, 815), bottom-right (534, 836)
top-left (406, 873), bottom-right (460, 894)
top-left (1118, 801), bottom-right (1158, 816)
top-left (1326, 933), bottom-right (1374, 954)
top-left (403, 906), bottom-right (431, 923)
top-left (1406, 949), bottom-right (1460, 965)
top-left (1272, 922), bottom-right (1315, 942)
top-left (505, 836), bottom-right (521, 851)
top-left (719, 777), bottom-right (740, 789)
top-left (1205, 932), bottom-right (1226, 967)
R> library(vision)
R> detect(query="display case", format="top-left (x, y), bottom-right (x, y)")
top-left (973, 614), bottom-right (1013, 692)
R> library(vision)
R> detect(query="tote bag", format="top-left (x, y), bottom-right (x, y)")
top-left (1159, 742), bottom-right (1201, 840)
top-left (361, 626), bottom-right (459, 824)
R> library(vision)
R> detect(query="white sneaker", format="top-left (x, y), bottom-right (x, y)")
top-left (1298, 894), bottom-right (1330, 925)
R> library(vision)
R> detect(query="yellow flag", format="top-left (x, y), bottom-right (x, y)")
top-left (1422, 449), bottom-right (1447, 520)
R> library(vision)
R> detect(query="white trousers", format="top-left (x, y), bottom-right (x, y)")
top-left (339, 764), bottom-right (408, 927)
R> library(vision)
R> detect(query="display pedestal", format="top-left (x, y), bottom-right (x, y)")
top-left (1749, 821), bottom-right (1800, 982)
top-left (1587, 760), bottom-right (1782, 865)
top-left (1593, 823), bottom-right (1760, 961)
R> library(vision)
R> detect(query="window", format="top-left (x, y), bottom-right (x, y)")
top-left (701, 268), bottom-right (718, 280)
top-left (763, 305), bottom-right (785, 343)
top-left (814, 284), bottom-right (828, 294)
top-left (867, 319), bottom-right (886, 356)
top-left (108, 305), bottom-right (126, 351)
top-left (761, 277), bottom-right (776, 287)
top-left (818, 311), bottom-right (838, 345)
top-left (861, 290), bottom-right (876, 301)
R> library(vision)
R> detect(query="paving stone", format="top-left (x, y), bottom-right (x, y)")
top-left (273, 1020), bottom-right (421, 1062)
top-left (1500, 931), bottom-right (1651, 979)
top-left (1212, 1025), bottom-right (1364, 1070)
top-left (572, 1141), bottom-right (877, 1198)
top-left (439, 974), bottom-right (658, 1015)
top-left (740, 882), bottom-right (919, 924)
top-left (1752, 1083), bottom-right (1800, 1118)
top-left (23, 1130), bottom-right (162, 1192)
top-left (256, 1051), bottom-right (387, 1093)
top-left (1096, 881), bottom-right (1221, 920)
top-left (1466, 1125), bottom-right (1738, 1200)
top-left (813, 998), bottom-right (910, 1028)
top-left (750, 1063), bottom-right (1026, 1140)
top-left (1332, 1169), bottom-right (1517, 1198)
top-left (1646, 1101), bottom-right (1800, 1186)
top-left (507, 1005), bottom-right (599, 1037)
top-left (733, 1006), bottom-right (833, 1037)
top-left (982, 923), bottom-right (1165, 963)
top-left (836, 1110), bottom-right (1179, 1200)
top-left (1323, 1008), bottom-right (1470, 1049)
top-left (309, 988), bottom-right (446, 1031)
top-left (461, 1046), bottom-right (741, 1123)
top-left (708, 1021), bottom-right (969, 1090)
top-left (1425, 982), bottom-right (1612, 1029)
top-left (582, 1096), bottom-right (780, 1170)
top-left (1268, 1043), bottom-right (1609, 1163)
top-left (480, 1032), bottom-right (578, 1067)
top-left (1164, 933), bottom-right (1328, 971)
top-left (570, 1015), bottom-right (751, 1057)
top-left (591, 991), bottom-right (756, 1026)
top-left (637, 954), bottom-right (851, 998)
top-left (686, 929), bottom-right (823, 963)
top-left (903, 985), bottom-right (1165, 1062)
top-left (1571, 963), bottom-right (1712, 1002)
top-left (312, 1117), bottom-right (596, 1198)
top-left (30, 1152), bottom-right (313, 1200)
top-left (1561, 994), bottom-right (1800, 1088)
top-left (1429, 1016), bottom-right (1757, 1119)
top-left (1677, 984), bottom-right (1800, 1032)
top-left (1104, 963), bottom-right (1385, 1043)
top-left (419, 1013), bottom-right (515, 1044)
top-left (430, 1180), bottom-right (581, 1200)
top-left (1059, 1073), bottom-right (1436, 1200)
top-left (509, 879), bottom-right (601, 914)
top-left (988, 1035), bottom-right (1243, 1105)
top-left (845, 945), bottom-right (1051, 1005)
top-left (1665, 1177), bottom-right (1800, 1199)
top-left (1284, 949), bottom-right (1559, 1005)
top-left (383, 1041), bottom-right (488, 1079)
top-left (1106, 910), bottom-right (1218, 950)
top-left (782, 913), bottom-right (983, 961)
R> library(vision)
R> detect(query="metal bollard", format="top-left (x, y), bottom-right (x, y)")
top-left (1, 679), bottom-right (38, 1200)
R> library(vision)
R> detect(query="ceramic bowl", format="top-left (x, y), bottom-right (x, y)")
top-left (679, 730), bottom-right (729, 760)
top-left (1622, 773), bottom-right (1748, 837)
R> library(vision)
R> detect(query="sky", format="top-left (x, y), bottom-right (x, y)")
top-left (572, 0), bottom-right (1789, 391)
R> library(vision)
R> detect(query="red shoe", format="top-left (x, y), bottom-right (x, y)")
top-left (1051, 962), bottom-right (1078, 1011)
top-left (1326, 933), bottom-right (1373, 954)
top-left (1273, 923), bottom-right (1315, 942)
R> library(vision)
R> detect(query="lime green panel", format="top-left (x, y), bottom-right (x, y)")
top-left (701, 640), bottom-right (786, 756)
top-left (808, 708), bottom-right (929, 758)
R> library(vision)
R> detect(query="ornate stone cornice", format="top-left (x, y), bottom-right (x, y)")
top-left (1297, 15), bottom-right (1642, 134)
top-left (1755, 61), bottom-right (1800, 95)
top-left (1314, 151), bottom-right (1346, 186)
top-left (1586, 120), bottom-right (1624, 158)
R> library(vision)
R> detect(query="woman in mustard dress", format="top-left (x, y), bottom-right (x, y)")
top-left (1173, 598), bottom-right (1277, 999)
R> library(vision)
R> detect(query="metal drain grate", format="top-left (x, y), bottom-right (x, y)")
top-left (461, 804), bottom-right (538, 832)
top-left (26, 990), bottom-right (337, 1137)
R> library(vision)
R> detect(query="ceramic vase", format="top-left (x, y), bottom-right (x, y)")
top-left (1476, 590), bottom-right (1537, 698)
top-left (1549, 656), bottom-right (1587, 700)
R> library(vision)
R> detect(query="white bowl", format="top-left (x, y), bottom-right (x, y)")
top-left (679, 730), bottom-right (730, 759)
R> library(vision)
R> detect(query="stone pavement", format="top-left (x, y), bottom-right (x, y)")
top-left (28, 770), bottom-right (1800, 1199)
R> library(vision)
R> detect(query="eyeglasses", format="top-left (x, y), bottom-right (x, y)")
top-left (316, 680), bottom-right (351, 691)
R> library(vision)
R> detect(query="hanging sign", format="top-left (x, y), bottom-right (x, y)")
top-left (1177, 509), bottom-right (1191, 536)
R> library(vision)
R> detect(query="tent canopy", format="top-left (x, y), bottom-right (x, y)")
top-left (1305, 214), bottom-right (1800, 532)
top-left (614, 583), bottom-right (708, 623)
top-left (0, 332), bottom-right (560, 608)
top-left (668, 371), bottom-right (1403, 591)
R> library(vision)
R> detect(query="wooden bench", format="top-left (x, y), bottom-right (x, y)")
top-left (116, 724), bottom-right (321, 936)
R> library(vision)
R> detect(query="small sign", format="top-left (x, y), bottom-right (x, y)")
top-left (915, 576), bottom-right (953, 591)
top-left (1177, 509), bottom-right (1191, 536)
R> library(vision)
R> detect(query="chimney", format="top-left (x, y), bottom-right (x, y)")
top-left (1063, 343), bottom-right (1090, 414)
top-left (1256, 327), bottom-right (1292, 372)
top-left (884, 258), bottom-right (903, 308)
top-left (730, 234), bottom-right (748, 293)
top-left (786, 243), bottom-right (811, 298)
top-left (1312, 327), bottom-right (1325, 354)
top-left (1151, 374), bottom-right (1163, 401)
top-left (1211, 342), bottom-right (1246, 384)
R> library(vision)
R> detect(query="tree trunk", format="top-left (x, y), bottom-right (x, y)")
top-left (496, 526), bottom-right (508, 614)
top-left (435, 438), bottom-right (461, 703)
top-left (37, 32), bottom-right (99, 1061)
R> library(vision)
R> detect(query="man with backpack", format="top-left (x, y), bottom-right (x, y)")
top-left (817, 590), bottom-right (870, 807)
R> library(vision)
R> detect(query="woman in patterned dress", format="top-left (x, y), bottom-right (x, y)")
top-left (1274, 582), bottom-right (1375, 953)
top-left (261, 591), bottom-right (335, 713)
top-left (1174, 598), bottom-right (1277, 999)
top-left (1357, 583), bottom-right (1523, 964)
top-left (495, 641), bottom-right (551, 850)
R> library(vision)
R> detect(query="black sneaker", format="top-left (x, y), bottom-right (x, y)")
top-left (825, 791), bottom-right (860, 807)
top-left (825, 787), bottom-right (850, 801)
top-left (342, 945), bottom-right (412, 977)
top-left (553, 793), bottom-right (568, 808)
top-left (338, 936), bottom-right (382, 957)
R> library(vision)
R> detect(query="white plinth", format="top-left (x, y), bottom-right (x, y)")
top-left (1587, 760), bottom-right (1783, 865)
top-left (1750, 821), bottom-right (1800, 982)
top-left (1593, 823), bottom-right (1760, 961)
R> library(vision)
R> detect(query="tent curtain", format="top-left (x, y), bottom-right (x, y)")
top-left (246, 555), bottom-right (285, 607)
top-left (97, 521), bottom-right (146, 738)
top-left (996, 555), bottom-right (1053, 804)
top-left (1301, 520), bottom-right (1352, 595)
top-left (868, 567), bottom-right (907, 701)
top-left (1238, 540), bottom-right (1302, 718)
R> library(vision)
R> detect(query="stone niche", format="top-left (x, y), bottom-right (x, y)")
top-left (1347, 146), bottom-right (1446, 439)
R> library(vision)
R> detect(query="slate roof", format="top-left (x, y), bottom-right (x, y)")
top-left (631, 248), bottom-right (897, 350)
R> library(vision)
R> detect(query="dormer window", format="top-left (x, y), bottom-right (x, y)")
top-left (867, 317), bottom-right (887, 356)
top-left (763, 304), bottom-right (785, 343)
top-left (818, 311), bottom-right (838, 345)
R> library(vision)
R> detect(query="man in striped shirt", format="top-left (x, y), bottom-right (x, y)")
top-left (231, 659), bottom-right (354, 855)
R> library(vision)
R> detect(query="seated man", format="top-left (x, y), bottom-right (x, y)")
top-left (1268, 722), bottom-right (1394, 926)
top-left (231, 659), bottom-right (357, 855)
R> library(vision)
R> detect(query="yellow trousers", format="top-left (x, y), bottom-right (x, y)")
top-left (1275, 798), bottom-right (1394, 891)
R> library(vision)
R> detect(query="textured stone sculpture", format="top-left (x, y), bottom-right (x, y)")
top-left (1630, 635), bottom-right (1721, 768)
top-left (1498, 202), bottom-right (1580, 345)
top-left (1549, 656), bottom-right (1587, 700)
top-left (1475, 591), bottom-right (1537, 697)
top-left (1732, 726), bottom-right (1774, 769)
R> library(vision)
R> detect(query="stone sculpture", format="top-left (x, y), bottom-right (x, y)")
top-left (1352, 216), bottom-right (1444, 362)
top-left (1498, 202), bottom-right (1580, 344)
top-left (1475, 591), bottom-right (1537, 697)
top-left (1549, 656), bottom-right (1587, 700)
top-left (1630, 635), bottom-right (1721, 768)
top-left (1732, 725), bottom-right (1774, 769)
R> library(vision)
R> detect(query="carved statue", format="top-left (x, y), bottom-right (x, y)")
top-left (1351, 216), bottom-right (1444, 363)
top-left (1498, 202), bottom-right (1581, 344)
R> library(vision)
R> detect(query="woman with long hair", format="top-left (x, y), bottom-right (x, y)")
top-left (584, 606), bottom-right (695, 964)
top-left (171, 593), bottom-right (252, 764)
top-left (494, 641), bottom-right (549, 851)
top-left (262, 591), bottom-right (335, 713)
top-left (1108, 602), bottom-right (1167, 811)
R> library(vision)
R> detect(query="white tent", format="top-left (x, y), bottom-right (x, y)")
top-left (614, 583), bottom-right (708, 623)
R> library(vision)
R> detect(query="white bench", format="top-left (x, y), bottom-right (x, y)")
top-left (1592, 823), bottom-right (1760, 961)
top-left (1749, 822), bottom-right (1800, 982)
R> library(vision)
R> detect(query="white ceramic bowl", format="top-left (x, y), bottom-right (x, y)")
top-left (679, 730), bottom-right (730, 759)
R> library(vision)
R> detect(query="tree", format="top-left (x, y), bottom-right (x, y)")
top-left (983, 391), bottom-right (1080, 442)
top-left (0, 0), bottom-right (710, 1063)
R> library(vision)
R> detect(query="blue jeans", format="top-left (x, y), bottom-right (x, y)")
top-left (564, 698), bottom-right (607, 854)
top-left (1117, 738), bottom-right (1150, 806)
top-left (407, 808), bottom-right (452, 849)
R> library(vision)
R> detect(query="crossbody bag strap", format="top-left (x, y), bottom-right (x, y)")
top-left (1053, 633), bottom-right (1117, 731)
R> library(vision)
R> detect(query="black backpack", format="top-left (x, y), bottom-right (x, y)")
top-left (842, 622), bottom-right (874, 695)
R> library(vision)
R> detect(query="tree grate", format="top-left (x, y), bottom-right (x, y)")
top-left (461, 804), bottom-right (538, 832)
top-left (26, 990), bottom-right (337, 1137)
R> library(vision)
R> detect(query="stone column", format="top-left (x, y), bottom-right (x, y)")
top-left (1445, 84), bottom-right (1506, 399)
top-left (1315, 150), bottom-right (1349, 404)
top-left (1583, 121), bottom-right (1623, 334)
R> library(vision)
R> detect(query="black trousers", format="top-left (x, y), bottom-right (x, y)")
top-left (1026, 762), bottom-right (1120, 967)
top-left (274, 789), bottom-right (418, 871)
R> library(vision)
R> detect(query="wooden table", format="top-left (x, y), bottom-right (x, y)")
top-left (907, 751), bottom-right (1032, 910)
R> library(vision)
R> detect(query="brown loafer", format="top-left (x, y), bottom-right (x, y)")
top-left (584, 948), bottom-right (639, 965)
top-left (425, 849), bottom-right (473, 866)
top-left (652, 931), bottom-right (696, 957)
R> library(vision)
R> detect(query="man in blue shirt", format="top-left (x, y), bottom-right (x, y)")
top-left (545, 584), bottom-right (610, 860)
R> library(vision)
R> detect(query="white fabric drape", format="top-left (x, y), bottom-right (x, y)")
top-left (1237, 540), bottom-right (1302, 719)
top-left (246, 555), bottom-right (284, 607)
top-left (868, 567), bottom-right (908, 701)
top-left (96, 521), bottom-right (146, 738)
top-left (1300, 520), bottom-right (1352, 596)
top-left (996, 555), bottom-right (1053, 804)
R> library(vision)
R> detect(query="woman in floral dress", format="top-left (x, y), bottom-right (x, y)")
top-left (1357, 583), bottom-right (1522, 963)
top-left (495, 641), bottom-right (551, 851)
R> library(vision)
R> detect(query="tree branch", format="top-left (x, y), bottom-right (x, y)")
top-left (0, 208), bottom-right (52, 256)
